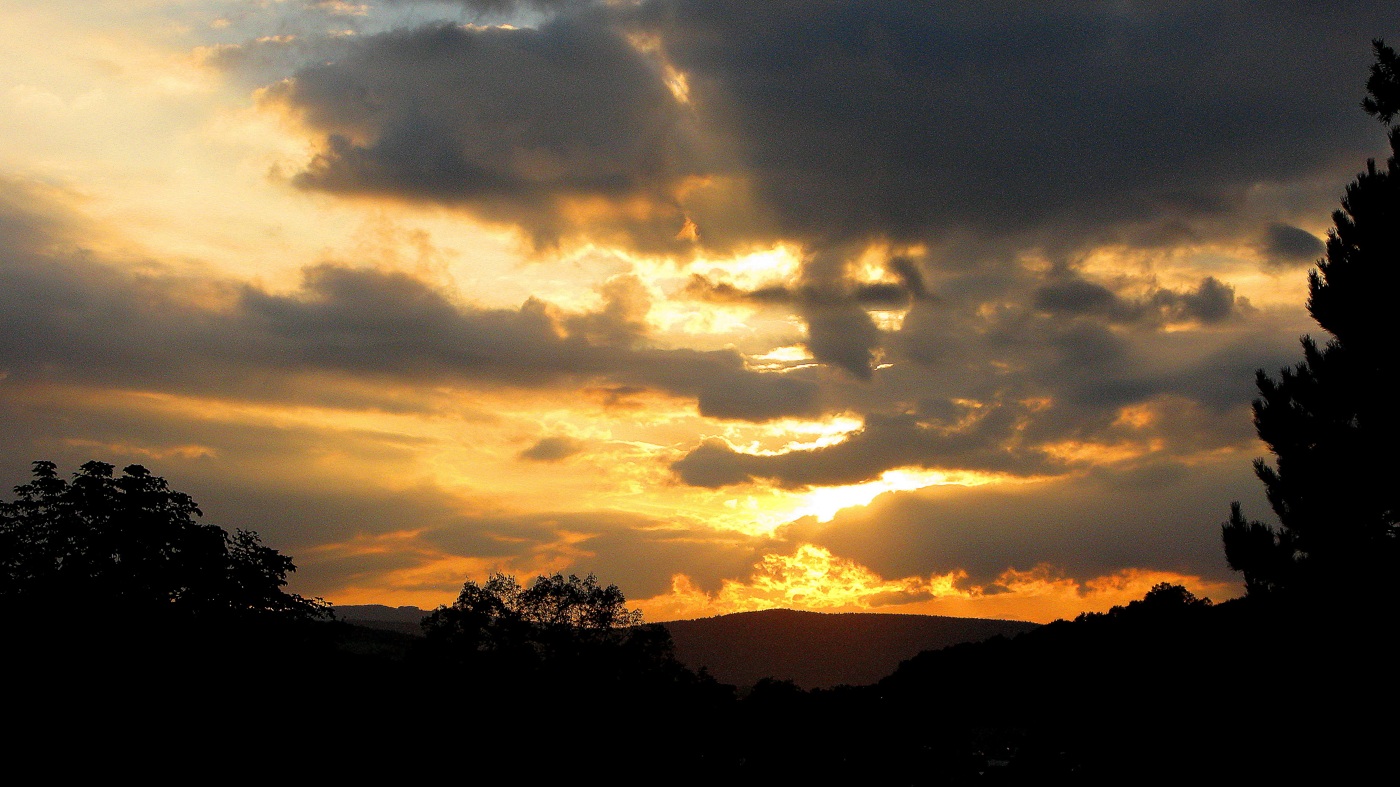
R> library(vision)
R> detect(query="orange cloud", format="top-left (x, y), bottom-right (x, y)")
top-left (636, 545), bottom-right (1237, 624)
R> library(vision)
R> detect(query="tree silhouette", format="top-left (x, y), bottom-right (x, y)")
top-left (0, 460), bottom-right (328, 622)
top-left (1363, 38), bottom-right (1400, 123)
top-left (422, 571), bottom-right (645, 660)
top-left (1224, 40), bottom-right (1400, 599)
top-left (418, 569), bottom-right (729, 735)
top-left (1100, 581), bottom-right (1212, 619)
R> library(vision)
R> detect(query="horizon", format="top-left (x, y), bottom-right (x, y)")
top-left (335, 583), bottom-right (1216, 625)
top-left (333, 600), bottom-right (1048, 624)
top-left (4, 1), bottom-right (1397, 625)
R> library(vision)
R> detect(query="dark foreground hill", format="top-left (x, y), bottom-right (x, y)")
top-left (13, 589), bottom-right (1394, 782)
top-left (661, 608), bottom-right (1038, 689)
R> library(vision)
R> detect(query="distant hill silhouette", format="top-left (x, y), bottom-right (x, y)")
top-left (333, 604), bottom-right (1037, 688)
top-left (333, 604), bottom-right (429, 635)
top-left (661, 608), bottom-right (1038, 689)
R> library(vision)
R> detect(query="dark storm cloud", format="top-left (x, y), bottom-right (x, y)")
top-left (937, 267), bottom-right (1277, 412)
top-left (1262, 222), bottom-right (1326, 266)
top-left (0, 195), bottom-right (236, 395)
top-left (685, 255), bottom-right (931, 379)
top-left (1034, 275), bottom-right (1247, 325)
top-left (783, 458), bottom-right (1270, 589)
top-left (887, 256), bottom-right (931, 301)
top-left (269, 16), bottom-right (701, 248)
top-left (673, 361), bottom-right (819, 421)
top-left (239, 264), bottom-right (586, 384)
top-left (634, 1), bottom-right (1396, 245)
top-left (1034, 279), bottom-right (1117, 315)
top-left (267, 2), bottom-right (1398, 251)
top-left (801, 297), bottom-right (882, 380)
top-left (0, 186), bottom-right (815, 423)
top-left (1152, 276), bottom-right (1242, 324)
top-left (259, 1), bottom-right (1391, 404)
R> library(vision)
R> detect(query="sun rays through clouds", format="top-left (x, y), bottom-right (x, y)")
top-left (2, 0), bottom-right (1395, 621)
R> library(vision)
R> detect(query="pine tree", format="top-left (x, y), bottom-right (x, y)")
top-left (1224, 40), bottom-right (1400, 599)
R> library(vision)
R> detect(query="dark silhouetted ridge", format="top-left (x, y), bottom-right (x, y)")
top-left (333, 604), bottom-right (429, 635)
top-left (662, 608), bottom-right (1037, 689)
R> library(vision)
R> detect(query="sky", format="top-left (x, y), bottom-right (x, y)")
top-left (2, 0), bottom-right (1396, 623)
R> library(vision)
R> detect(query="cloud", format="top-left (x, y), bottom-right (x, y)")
top-left (679, 362), bottom-right (820, 422)
top-left (6, 1), bottom-right (1389, 620)
top-left (383, 0), bottom-right (583, 14)
top-left (670, 258), bottom-right (1286, 491)
top-left (225, 497), bottom-right (733, 603)
top-left (1151, 276), bottom-right (1243, 324)
top-left (1034, 279), bottom-right (1118, 316)
top-left (0, 178), bottom-right (70, 252)
top-left (566, 523), bottom-right (780, 600)
top-left (672, 408), bottom-right (1057, 490)
top-left (254, 1), bottom-right (1385, 403)
top-left (1035, 274), bottom-right (1247, 326)
top-left (1261, 222), bottom-right (1325, 266)
top-left (630, 1), bottom-right (1393, 247)
top-left (202, 34), bottom-right (355, 87)
top-left (684, 252), bottom-right (931, 379)
top-left (782, 456), bottom-right (1270, 589)
top-left (0, 186), bottom-right (818, 423)
top-left (0, 379), bottom-right (765, 605)
top-left (800, 296), bottom-right (882, 380)
top-left (268, 15), bottom-right (703, 249)
top-left (519, 435), bottom-right (585, 462)
top-left (409, 509), bottom-right (780, 601)
top-left (264, 2), bottom-right (1397, 254)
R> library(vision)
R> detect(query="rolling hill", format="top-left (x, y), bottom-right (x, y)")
top-left (662, 608), bottom-right (1038, 689)
top-left (332, 604), bottom-right (1039, 689)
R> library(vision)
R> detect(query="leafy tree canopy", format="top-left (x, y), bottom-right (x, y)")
top-left (1094, 582), bottom-right (1211, 621)
top-left (1224, 40), bottom-right (1400, 600)
top-left (423, 571), bottom-right (644, 654)
top-left (417, 571), bottom-right (713, 695)
top-left (0, 460), bottom-right (328, 623)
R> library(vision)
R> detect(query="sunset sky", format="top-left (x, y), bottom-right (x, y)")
top-left (2, 1), bottom-right (1396, 623)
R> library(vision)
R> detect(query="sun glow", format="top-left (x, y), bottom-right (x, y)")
top-left (719, 414), bottom-right (863, 454)
top-left (637, 544), bottom-right (966, 620)
top-left (791, 467), bottom-right (996, 522)
top-left (682, 244), bottom-right (804, 290)
top-left (1041, 439), bottom-right (1162, 465)
top-left (5, 0), bottom-right (1331, 630)
top-left (637, 551), bottom-right (1239, 624)
top-left (869, 309), bottom-right (909, 331)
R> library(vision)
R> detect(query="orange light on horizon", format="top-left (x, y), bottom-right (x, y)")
top-left (635, 546), bottom-right (1238, 625)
